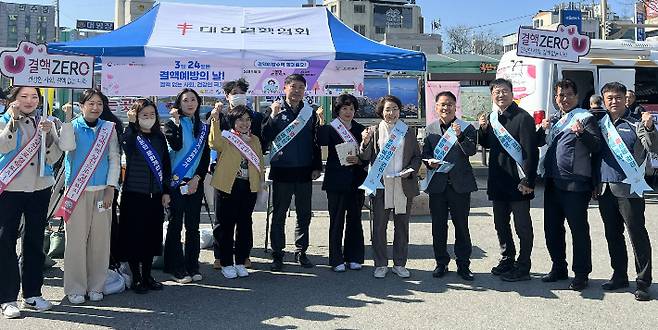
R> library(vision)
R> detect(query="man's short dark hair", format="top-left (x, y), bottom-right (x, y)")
top-left (435, 91), bottom-right (456, 103)
top-left (226, 105), bottom-right (252, 130)
top-left (601, 82), bottom-right (627, 96)
top-left (333, 94), bottom-right (359, 118)
top-left (627, 90), bottom-right (636, 95)
top-left (554, 79), bottom-right (578, 95)
top-left (375, 95), bottom-right (402, 119)
top-left (590, 94), bottom-right (603, 107)
top-left (284, 74), bottom-right (306, 86)
top-left (489, 78), bottom-right (513, 93)
top-left (222, 78), bottom-right (249, 95)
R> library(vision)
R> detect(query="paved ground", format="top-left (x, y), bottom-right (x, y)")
top-left (3, 179), bottom-right (658, 329)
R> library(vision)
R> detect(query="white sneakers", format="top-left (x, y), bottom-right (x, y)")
top-left (22, 296), bottom-right (53, 311)
top-left (67, 294), bottom-right (85, 304)
top-left (333, 264), bottom-right (346, 272)
top-left (223, 265), bottom-right (249, 278)
top-left (1, 302), bottom-right (20, 319)
top-left (374, 266), bottom-right (410, 278)
top-left (373, 266), bottom-right (388, 278)
top-left (392, 266), bottom-right (411, 278)
top-left (88, 292), bottom-right (103, 302)
top-left (348, 262), bottom-right (362, 270)
top-left (235, 265), bottom-right (249, 278)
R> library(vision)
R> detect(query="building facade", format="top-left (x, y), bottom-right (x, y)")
top-left (0, 1), bottom-right (56, 47)
top-left (115, 0), bottom-right (154, 28)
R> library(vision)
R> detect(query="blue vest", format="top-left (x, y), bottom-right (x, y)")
top-left (0, 113), bottom-right (54, 177)
top-left (169, 117), bottom-right (203, 179)
top-left (64, 117), bottom-right (111, 187)
top-left (600, 118), bottom-right (641, 183)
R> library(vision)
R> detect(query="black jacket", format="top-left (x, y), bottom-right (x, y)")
top-left (121, 123), bottom-right (172, 194)
top-left (317, 121), bottom-right (367, 192)
top-left (478, 103), bottom-right (539, 201)
top-left (163, 118), bottom-right (211, 183)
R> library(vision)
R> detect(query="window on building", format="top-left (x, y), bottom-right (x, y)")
top-left (354, 4), bottom-right (365, 13)
top-left (8, 15), bottom-right (18, 46)
top-left (25, 15), bottom-right (31, 41)
top-left (353, 24), bottom-right (366, 36)
top-left (330, 5), bottom-right (336, 13)
top-left (375, 26), bottom-right (386, 34)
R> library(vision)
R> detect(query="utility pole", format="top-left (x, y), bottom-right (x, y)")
top-left (601, 0), bottom-right (607, 40)
top-left (54, 0), bottom-right (60, 42)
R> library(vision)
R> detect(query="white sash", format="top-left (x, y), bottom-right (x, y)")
top-left (0, 128), bottom-right (42, 195)
top-left (598, 114), bottom-right (652, 197)
top-left (55, 121), bottom-right (115, 222)
top-left (490, 110), bottom-right (526, 179)
top-left (539, 108), bottom-right (592, 175)
top-left (359, 120), bottom-right (408, 196)
top-left (420, 118), bottom-right (471, 191)
top-left (221, 130), bottom-right (261, 173)
top-left (330, 118), bottom-right (357, 144)
top-left (269, 103), bottom-right (313, 160)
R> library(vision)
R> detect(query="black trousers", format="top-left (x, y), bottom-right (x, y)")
top-left (211, 193), bottom-right (221, 260)
top-left (214, 180), bottom-right (257, 267)
top-left (270, 181), bottom-right (312, 257)
top-left (429, 185), bottom-right (472, 268)
top-left (599, 189), bottom-right (652, 288)
top-left (492, 200), bottom-right (533, 273)
top-left (0, 188), bottom-right (50, 304)
top-left (164, 184), bottom-right (203, 275)
top-left (327, 190), bottom-right (365, 267)
top-left (544, 181), bottom-right (592, 277)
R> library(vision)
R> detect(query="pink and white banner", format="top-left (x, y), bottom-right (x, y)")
top-left (425, 81), bottom-right (461, 125)
top-left (101, 57), bottom-right (364, 97)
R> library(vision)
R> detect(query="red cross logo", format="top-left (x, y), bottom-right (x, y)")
top-left (177, 22), bottom-right (193, 36)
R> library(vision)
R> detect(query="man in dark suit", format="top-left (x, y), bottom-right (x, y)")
top-left (536, 79), bottom-right (602, 291)
top-left (423, 91), bottom-right (478, 281)
top-left (479, 78), bottom-right (538, 282)
top-left (595, 82), bottom-right (657, 301)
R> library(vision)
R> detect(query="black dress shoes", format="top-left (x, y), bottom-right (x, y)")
top-left (457, 267), bottom-right (474, 281)
top-left (601, 279), bottom-right (630, 291)
top-left (432, 265), bottom-right (448, 278)
top-left (271, 256), bottom-right (284, 271)
top-left (541, 270), bottom-right (568, 283)
top-left (146, 277), bottom-right (163, 291)
top-left (132, 281), bottom-right (148, 294)
top-left (634, 288), bottom-right (651, 301)
top-left (568, 277), bottom-right (588, 291)
top-left (295, 252), bottom-right (315, 268)
top-left (491, 262), bottom-right (514, 276)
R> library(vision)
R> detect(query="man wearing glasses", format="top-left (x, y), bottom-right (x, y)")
top-left (478, 78), bottom-right (538, 282)
top-left (536, 79), bottom-right (602, 291)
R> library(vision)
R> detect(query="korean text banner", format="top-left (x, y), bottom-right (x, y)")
top-left (101, 57), bottom-right (364, 97)
top-left (0, 41), bottom-right (94, 89)
top-left (516, 25), bottom-right (590, 63)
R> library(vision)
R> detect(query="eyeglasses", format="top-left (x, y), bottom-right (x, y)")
top-left (491, 89), bottom-right (511, 96)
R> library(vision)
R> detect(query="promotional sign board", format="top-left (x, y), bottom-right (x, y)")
top-left (76, 20), bottom-right (114, 31)
top-left (560, 9), bottom-right (582, 32)
top-left (0, 41), bottom-right (94, 89)
top-left (636, 4), bottom-right (646, 42)
top-left (516, 25), bottom-right (590, 63)
top-left (101, 57), bottom-right (364, 97)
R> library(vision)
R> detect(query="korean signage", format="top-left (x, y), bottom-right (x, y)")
top-left (479, 62), bottom-right (497, 73)
top-left (0, 41), bottom-right (94, 89)
top-left (516, 25), bottom-right (590, 63)
top-left (636, 4), bottom-right (646, 42)
top-left (373, 5), bottom-right (413, 29)
top-left (560, 9), bottom-right (582, 32)
top-left (101, 58), bottom-right (364, 97)
top-left (76, 20), bottom-right (114, 31)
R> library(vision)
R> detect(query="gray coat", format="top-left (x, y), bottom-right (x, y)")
top-left (422, 120), bottom-right (478, 194)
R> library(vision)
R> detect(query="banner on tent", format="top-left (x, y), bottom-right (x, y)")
top-left (101, 57), bottom-right (364, 97)
top-left (0, 41), bottom-right (94, 89)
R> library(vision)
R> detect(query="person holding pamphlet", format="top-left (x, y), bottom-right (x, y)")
top-left (208, 105), bottom-right (264, 279)
top-left (358, 95), bottom-right (421, 279)
top-left (422, 91), bottom-right (478, 281)
top-left (317, 94), bottom-right (368, 272)
top-left (115, 98), bottom-right (171, 294)
top-left (0, 86), bottom-right (61, 318)
top-left (58, 89), bottom-right (121, 304)
top-left (163, 88), bottom-right (210, 284)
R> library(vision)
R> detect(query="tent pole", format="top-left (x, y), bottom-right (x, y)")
top-left (386, 72), bottom-right (391, 95)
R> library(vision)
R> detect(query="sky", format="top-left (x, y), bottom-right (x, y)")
top-left (19, 0), bottom-right (629, 39)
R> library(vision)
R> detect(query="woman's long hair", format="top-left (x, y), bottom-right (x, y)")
top-left (172, 88), bottom-right (202, 138)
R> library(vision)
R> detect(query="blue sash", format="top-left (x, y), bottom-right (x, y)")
top-left (136, 135), bottom-right (164, 189)
top-left (539, 108), bottom-right (592, 175)
top-left (490, 109), bottom-right (526, 178)
top-left (598, 114), bottom-right (652, 196)
top-left (268, 103), bottom-right (313, 161)
top-left (171, 122), bottom-right (209, 188)
top-left (359, 120), bottom-right (408, 196)
top-left (420, 118), bottom-right (471, 191)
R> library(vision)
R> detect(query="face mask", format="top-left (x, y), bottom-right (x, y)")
top-left (229, 94), bottom-right (248, 107)
top-left (139, 118), bottom-right (156, 130)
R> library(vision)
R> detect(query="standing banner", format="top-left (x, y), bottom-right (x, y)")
top-left (517, 25), bottom-right (590, 63)
top-left (0, 41), bottom-right (94, 89)
top-left (102, 58), bottom-right (364, 97)
top-left (425, 81), bottom-right (461, 125)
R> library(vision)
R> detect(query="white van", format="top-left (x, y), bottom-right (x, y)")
top-left (496, 39), bottom-right (658, 176)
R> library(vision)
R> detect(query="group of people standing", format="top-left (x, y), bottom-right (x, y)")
top-left (1, 73), bottom-right (656, 319)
